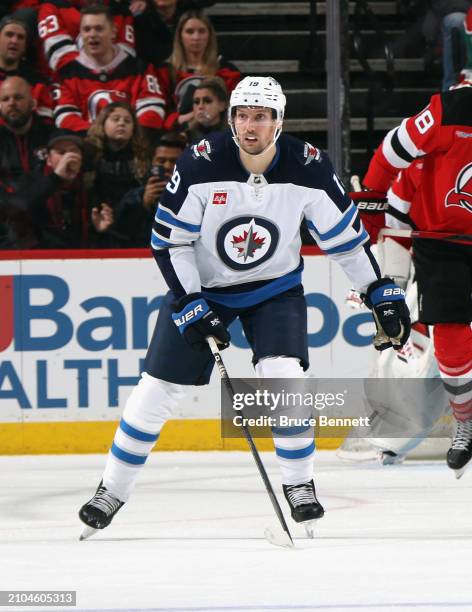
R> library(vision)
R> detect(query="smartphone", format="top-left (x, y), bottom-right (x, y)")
top-left (150, 164), bottom-right (166, 180)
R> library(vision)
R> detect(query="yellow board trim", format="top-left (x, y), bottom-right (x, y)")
top-left (0, 420), bottom-right (342, 455)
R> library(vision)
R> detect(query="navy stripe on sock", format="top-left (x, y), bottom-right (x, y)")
top-left (111, 442), bottom-right (148, 465)
top-left (275, 441), bottom-right (315, 459)
top-left (120, 418), bottom-right (159, 442)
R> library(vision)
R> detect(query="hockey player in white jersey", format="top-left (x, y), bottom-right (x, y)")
top-left (78, 77), bottom-right (411, 538)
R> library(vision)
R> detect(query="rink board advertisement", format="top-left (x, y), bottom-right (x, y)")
top-left (0, 249), bottom-right (376, 454)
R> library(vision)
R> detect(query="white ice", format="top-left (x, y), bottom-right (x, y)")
top-left (1, 451), bottom-right (472, 612)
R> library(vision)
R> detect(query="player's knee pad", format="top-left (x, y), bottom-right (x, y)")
top-left (255, 356), bottom-right (305, 379)
top-left (122, 372), bottom-right (186, 429)
top-left (433, 323), bottom-right (472, 371)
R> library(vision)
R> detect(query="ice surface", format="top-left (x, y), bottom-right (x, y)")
top-left (1, 451), bottom-right (472, 612)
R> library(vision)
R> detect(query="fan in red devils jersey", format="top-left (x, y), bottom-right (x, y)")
top-left (156, 10), bottom-right (241, 130)
top-left (53, 5), bottom-right (165, 133)
top-left (363, 81), bottom-right (472, 478)
top-left (38, 0), bottom-right (135, 76)
top-left (0, 16), bottom-right (53, 121)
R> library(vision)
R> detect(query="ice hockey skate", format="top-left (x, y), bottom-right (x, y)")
top-left (336, 437), bottom-right (379, 462)
top-left (79, 481), bottom-right (124, 540)
top-left (283, 480), bottom-right (324, 538)
top-left (447, 420), bottom-right (472, 479)
top-left (379, 450), bottom-right (406, 465)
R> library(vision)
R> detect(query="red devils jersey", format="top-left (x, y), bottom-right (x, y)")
top-left (53, 49), bottom-right (165, 131)
top-left (387, 161), bottom-right (423, 231)
top-left (38, 0), bottom-right (135, 75)
top-left (364, 86), bottom-right (472, 233)
top-left (156, 60), bottom-right (241, 130)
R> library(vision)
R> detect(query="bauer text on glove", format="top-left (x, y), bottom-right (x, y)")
top-left (172, 293), bottom-right (230, 351)
top-left (362, 278), bottom-right (411, 351)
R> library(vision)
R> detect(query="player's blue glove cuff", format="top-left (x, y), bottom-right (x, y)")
top-left (172, 293), bottom-right (230, 352)
top-left (172, 294), bottom-right (210, 333)
top-left (366, 279), bottom-right (406, 306)
top-left (362, 278), bottom-right (411, 351)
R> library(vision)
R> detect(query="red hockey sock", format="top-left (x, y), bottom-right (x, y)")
top-left (434, 323), bottom-right (472, 420)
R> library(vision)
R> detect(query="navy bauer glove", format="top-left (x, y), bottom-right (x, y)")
top-left (362, 278), bottom-right (411, 351)
top-left (172, 293), bottom-right (230, 351)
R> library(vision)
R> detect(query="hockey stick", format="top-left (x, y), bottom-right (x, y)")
top-left (206, 336), bottom-right (294, 549)
top-left (349, 192), bottom-right (472, 245)
top-left (379, 227), bottom-right (472, 245)
top-left (411, 230), bottom-right (472, 244)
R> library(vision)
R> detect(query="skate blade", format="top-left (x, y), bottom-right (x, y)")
top-left (336, 450), bottom-right (378, 463)
top-left (79, 525), bottom-right (99, 541)
top-left (303, 519), bottom-right (321, 539)
top-left (264, 527), bottom-right (294, 549)
top-left (454, 466), bottom-right (467, 480)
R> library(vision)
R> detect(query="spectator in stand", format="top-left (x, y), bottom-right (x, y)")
top-left (128, 1), bottom-right (174, 66)
top-left (184, 76), bottom-right (228, 142)
top-left (136, 0), bottom-right (216, 30)
top-left (36, 129), bottom-right (91, 248)
top-left (0, 16), bottom-right (53, 120)
top-left (0, 75), bottom-right (50, 249)
top-left (85, 101), bottom-right (151, 246)
top-left (37, 0), bottom-right (136, 77)
top-left (114, 131), bottom-right (186, 246)
top-left (0, 128), bottom-right (88, 249)
top-left (422, 1), bottom-right (472, 90)
top-left (461, 7), bottom-right (472, 75)
top-left (157, 10), bottom-right (241, 131)
top-left (128, 0), bottom-right (217, 66)
top-left (53, 5), bottom-right (166, 135)
top-left (0, 77), bottom-right (52, 185)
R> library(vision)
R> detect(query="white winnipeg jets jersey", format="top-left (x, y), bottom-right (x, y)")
top-left (151, 130), bottom-right (379, 307)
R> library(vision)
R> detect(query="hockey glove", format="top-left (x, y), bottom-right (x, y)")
top-left (362, 278), bottom-right (411, 351)
top-left (172, 293), bottom-right (230, 351)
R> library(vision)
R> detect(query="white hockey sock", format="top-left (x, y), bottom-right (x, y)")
top-left (102, 373), bottom-right (186, 501)
top-left (272, 427), bottom-right (315, 485)
top-left (255, 356), bottom-right (315, 485)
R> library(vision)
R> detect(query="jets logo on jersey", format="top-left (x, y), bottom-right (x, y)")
top-left (216, 216), bottom-right (279, 271)
top-left (304, 142), bottom-right (321, 165)
top-left (212, 191), bottom-right (228, 205)
top-left (192, 139), bottom-right (212, 161)
top-left (88, 90), bottom-right (129, 121)
top-left (445, 163), bottom-right (472, 213)
top-left (232, 222), bottom-right (266, 261)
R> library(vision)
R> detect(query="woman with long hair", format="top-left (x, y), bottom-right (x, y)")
top-left (85, 102), bottom-right (151, 246)
top-left (157, 10), bottom-right (241, 129)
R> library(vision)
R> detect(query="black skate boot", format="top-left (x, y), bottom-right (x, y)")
top-left (283, 480), bottom-right (324, 538)
top-left (447, 419), bottom-right (472, 479)
top-left (79, 481), bottom-right (124, 540)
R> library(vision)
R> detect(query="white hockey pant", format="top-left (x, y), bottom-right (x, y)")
top-left (255, 356), bottom-right (315, 486)
top-left (103, 372), bottom-right (186, 501)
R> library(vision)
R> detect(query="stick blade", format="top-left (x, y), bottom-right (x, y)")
top-left (264, 526), bottom-right (294, 548)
